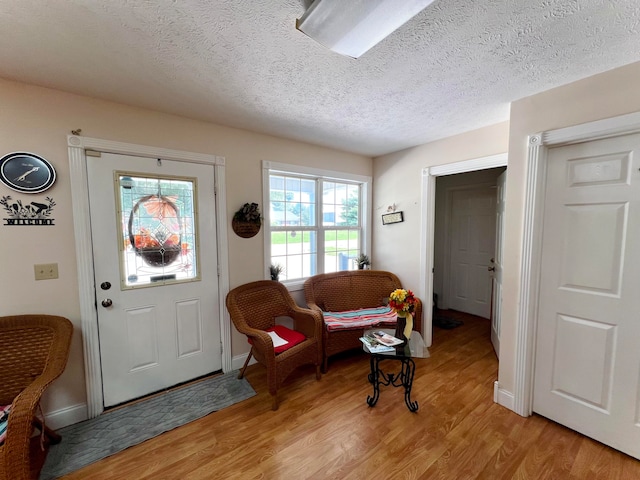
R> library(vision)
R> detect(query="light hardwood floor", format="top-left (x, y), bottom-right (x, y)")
top-left (61, 312), bottom-right (640, 479)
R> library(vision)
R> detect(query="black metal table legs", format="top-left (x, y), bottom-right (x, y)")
top-left (367, 354), bottom-right (418, 412)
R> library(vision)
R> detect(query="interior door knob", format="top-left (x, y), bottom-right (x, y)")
top-left (101, 298), bottom-right (113, 308)
top-left (488, 266), bottom-right (495, 272)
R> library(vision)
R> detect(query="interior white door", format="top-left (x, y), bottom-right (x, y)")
top-left (533, 133), bottom-right (640, 459)
top-left (448, 187), bottom-right (496, 318)
top-left (490, 171), bottom-right (506, 357)
top-left (88, 152), bottom-right (221, 407)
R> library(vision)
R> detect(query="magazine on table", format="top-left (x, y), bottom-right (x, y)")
top-left (370, 330), bottom-right (403, 346)
top-left (360, 331), bottom-right (403, 353)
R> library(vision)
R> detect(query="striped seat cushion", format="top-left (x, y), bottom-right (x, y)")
top-left (0, 404), bottom-right (10, 445)
top-left (323, 306), bottom-right (397, 332)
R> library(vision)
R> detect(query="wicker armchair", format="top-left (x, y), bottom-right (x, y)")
top-left (0, 315), bottom-right (73, 480)
top-left (304, 270), bottom-right (422, 371)
top-left (226, 281), bottom-right (322, 410)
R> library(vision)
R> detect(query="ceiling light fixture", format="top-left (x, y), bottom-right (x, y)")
top-left (296, 0), bottom-right (436, 59)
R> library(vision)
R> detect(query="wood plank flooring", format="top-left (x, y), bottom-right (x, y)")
top-left (60, 311), bottom-right (640, 479)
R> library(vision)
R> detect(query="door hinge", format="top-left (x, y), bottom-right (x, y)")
top-left (220, 342), bottom-right (223, 355)
top-left (85, 150), bottom-right (101, 157)
top-left (217, 264), bottom-right (221, 277)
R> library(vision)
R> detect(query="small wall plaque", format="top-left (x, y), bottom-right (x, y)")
top-left (382, 211), bottom-right (403, 225)
top-left (1, 195), bottom-right (56, 226)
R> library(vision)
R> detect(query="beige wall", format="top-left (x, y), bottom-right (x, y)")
top-left (0, 78), bottom-right (371, 417)
top-left (372, 122), bottom-right (510, 292)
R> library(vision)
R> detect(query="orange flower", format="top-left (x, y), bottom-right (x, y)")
top-left (142, 196), bottom-right (178, 219)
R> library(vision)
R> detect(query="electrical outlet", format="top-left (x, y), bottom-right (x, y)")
top-left (34, 263), bottom-right (59, 280)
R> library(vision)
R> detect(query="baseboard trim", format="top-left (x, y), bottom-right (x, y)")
top-left (44, 403), bottom-right (88, 430)
top-left (231, 352), bottom-right (257, 371)
top-left (493, 381), bottom-right (515, 412)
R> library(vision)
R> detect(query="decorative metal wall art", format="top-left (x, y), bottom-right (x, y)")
top-left (1, 195), bottom-right (56, 226)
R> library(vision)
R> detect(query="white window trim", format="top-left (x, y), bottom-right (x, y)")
top-left (262, 160), bottom-right (372, 291)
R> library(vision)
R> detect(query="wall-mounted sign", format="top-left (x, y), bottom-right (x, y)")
top-left (382, 211), bottom-right (404, 225)
top-left (1, 195), bottom-right (56, 226)
top-left (0, 152), bottom-right (57, 194)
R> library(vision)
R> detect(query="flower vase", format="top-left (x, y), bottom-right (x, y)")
top-left (394, 315), bottom-right (412, 344)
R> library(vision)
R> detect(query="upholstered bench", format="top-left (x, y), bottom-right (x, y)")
top-left (303, 270), bottom-right (422, 371)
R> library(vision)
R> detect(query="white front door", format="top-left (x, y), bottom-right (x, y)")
top-left (533, 133), bottom-right (640, 459)
top-left (88, 152), bottom-right (221, 407)
top-left (448, 187), bottom-right (496, 318)
top-left (490, 171), bottom-right (506, 357)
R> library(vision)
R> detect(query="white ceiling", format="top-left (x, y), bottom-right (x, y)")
top-left (2, 0), bottom-right (640, 157)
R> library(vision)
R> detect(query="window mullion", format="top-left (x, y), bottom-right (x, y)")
top-left (316, 178), bottom-right (324, 275)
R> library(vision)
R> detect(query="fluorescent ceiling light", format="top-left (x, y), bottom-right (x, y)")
top-left (296, 0), bottom-right (436, 59)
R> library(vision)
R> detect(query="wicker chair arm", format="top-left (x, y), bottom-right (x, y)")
top-left (305, 299), bottom-right (322, 311)
top-left (3, 376), bottom-right (52, 480)
top-left (241, 327), bottom-right (275, 356)
top-left (290, 306), bottom-right (323, 339)
top-left (0, 315), bottom-right (72, 480)
top-left (412, 297), bottom-right (423, 332)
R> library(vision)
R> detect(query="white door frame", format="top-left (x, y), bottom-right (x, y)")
top-left (513, 111), bottom-right (640, 416)
top-left (67, 135), bottom-right (232, 419)
top-left (420, 153), bottom-right (508, 347)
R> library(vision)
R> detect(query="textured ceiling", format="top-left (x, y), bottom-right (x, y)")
top-left (1, 0), bottom-right (640, 156)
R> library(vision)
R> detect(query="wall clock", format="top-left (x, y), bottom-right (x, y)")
top-left (0, 152), bottom-right (56, 193)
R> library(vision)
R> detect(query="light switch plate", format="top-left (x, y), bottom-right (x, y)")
top-left (34, 263), bottom-right (59, 280)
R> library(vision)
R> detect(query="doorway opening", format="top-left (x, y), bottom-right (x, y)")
top-left (419, 153), bottom-right (508, 349)
top-left (433, 167), bottom-right (506, 358)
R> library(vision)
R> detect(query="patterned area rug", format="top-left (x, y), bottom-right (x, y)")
top-left (40, 371), bottom-right (255, 479)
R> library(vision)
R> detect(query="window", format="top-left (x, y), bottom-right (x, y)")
top-left (117, 173), bottom-right (199, 289)
top-left (263, 161), bottom-right (371, 286)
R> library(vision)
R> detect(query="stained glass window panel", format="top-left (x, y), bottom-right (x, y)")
top-left (117, 173), bottom-right (199, 289)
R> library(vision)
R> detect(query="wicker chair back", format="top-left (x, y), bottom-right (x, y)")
top-left (0, 315), bottom-right (73, 480)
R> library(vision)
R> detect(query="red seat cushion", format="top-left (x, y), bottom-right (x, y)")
top-left (248, 325), bottom-right (307, 354)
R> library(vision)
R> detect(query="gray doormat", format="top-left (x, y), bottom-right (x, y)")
top-left (40, 371), bottom-right (255, 479)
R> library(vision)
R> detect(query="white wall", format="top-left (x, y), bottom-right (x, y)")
top-left (0, 78), bottom-right (371, 420)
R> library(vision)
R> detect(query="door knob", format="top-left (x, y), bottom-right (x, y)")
top-left (101, 298), bottom-right (113, 308)
top-left (488, 266), bottom-right (495, 272)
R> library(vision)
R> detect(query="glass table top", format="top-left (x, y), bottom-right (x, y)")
top-left (362, 328), bottom-right (430, 359)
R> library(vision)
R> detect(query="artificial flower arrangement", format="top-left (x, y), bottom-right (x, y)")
top-left (388, 288), bottom-right (417, 340)
top-left (133, 227), bottom-right (180, 249)
top-left (389, 289), bottom-right (416, 316)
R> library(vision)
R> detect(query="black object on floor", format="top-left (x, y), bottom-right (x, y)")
top-left (433, 315), bottom-right (464, 330)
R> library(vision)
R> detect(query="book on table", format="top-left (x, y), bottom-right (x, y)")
top-left (360, 331), bottom-right (403, 353)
